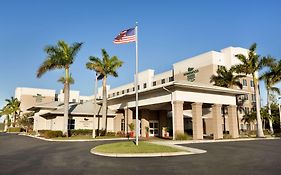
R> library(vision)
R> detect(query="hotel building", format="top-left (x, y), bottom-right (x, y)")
top-left (23, 46), bottom-right (254, 140)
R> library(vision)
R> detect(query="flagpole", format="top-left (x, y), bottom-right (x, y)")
top-left (135, 22), bottom-right (139, 146)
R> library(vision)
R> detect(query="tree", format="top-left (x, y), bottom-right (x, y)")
top-left (4, 97), bottom-right (21, 127)
top-left (233, 43), bottom-right (274, 137)
top-left (210, 65), bottom-right (245, 132)
top-left (242, 110), bottom-right (257, 128)
top-left (37, 40), bottom-right (83, 136)
top-left (260, 60), bottom-right (280, 133)
top-left (0, 106), bottom-right (12, 131)
top-left (58, 73), bottom-right (75, 93)
top-left (17, 112), bottom-right (34, 133)
top-left (86, 49), bottom-right (123, 131)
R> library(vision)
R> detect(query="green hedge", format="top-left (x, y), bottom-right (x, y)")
top-left (38, 130), bottom-right (63, 138)
top-left (70, 129), bottom-right (92, 136)
top-left (175, 133), bottom-right (192, 140)
top-left (7, 127), bottom-right (22, 132)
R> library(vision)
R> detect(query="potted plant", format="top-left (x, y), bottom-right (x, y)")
top-left (128, 123), bottom-right (135, 138)
top-left (163, 127), bottom-right (168, 138)
top-left (145, 126), bottom-right (149, 139)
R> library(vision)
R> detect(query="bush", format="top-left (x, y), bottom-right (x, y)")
top-left (106, 132), bottom-right (116, 136)
top-left (95, 129), bottom-right (106, 136)
top-left (7, 127), bottom-right (22, 132)
top-left (116, 131), bottom-right (126, 137)
top-left (223, 134), bottom-right (232, 139)
top-left (175, 133), bottom-right (192, 140)
top-left (38, 130), bottom-right (63, 138)
top-left (70, 129), bottom-right (92, 136)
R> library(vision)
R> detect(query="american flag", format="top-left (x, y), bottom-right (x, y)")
top-left (113, 28), bottom-right (136, 44)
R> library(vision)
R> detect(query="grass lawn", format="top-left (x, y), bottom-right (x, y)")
top-left (94, 141), bottom-right (182, 153)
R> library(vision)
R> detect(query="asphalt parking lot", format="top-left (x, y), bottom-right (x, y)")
top-left (0, 133), bottom-right (280, 175)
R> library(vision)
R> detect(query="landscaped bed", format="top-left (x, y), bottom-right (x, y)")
top-left (94, 141), bottom-right (182, 153)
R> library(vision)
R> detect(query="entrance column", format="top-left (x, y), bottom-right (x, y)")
top-left (192, 102), bottom-right (203, 140)
top-left (141, 109), bottom-right (150, 137)
top-left (173, 101), bottom-right (184, 135)
top-left (124, 107), bottom-right (133, 134)
top-left (227, 105), bottom-right (239, 138)
top-left (212, 104), bottom-right (223, 139)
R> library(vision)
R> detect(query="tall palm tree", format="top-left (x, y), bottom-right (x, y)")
top-left (4, 97), bottom-right (21, 127)
top-left (37, 40), bottom-right (83, 136)
top-left (210, 65), bottom-right (245, 89)
top-left (86, 49), bottom-right (123, 131)
top-left (233, 43), bottom-right (274, 137)
top-left (0, 106), bottom-right (12, 131)
top-left (210, 65), bottom-right (245, 132)
top-left (260, 59), bottom-right (281, 133)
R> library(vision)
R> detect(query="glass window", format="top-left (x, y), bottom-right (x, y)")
top-left (169, 76), bottom-right (174, 82)
top-left (251, 94), bottom-right (256, 101)
top-left (161, 79), bottom-right (165, 84)
top-left (117, 92), bottom-right (119, 95)
top-left (143, 83), bottom-right (147, 89)
top-left (72, 99), bottom-right (76, 102)
top-left (80, 100), bottom-right (83, 103)
top-left (242, 79), bottom-right (247, 86)
top-left (127, 89), bottom-right (129, 93)
top-left (68, 119), bottom-right (75, 130)
top-left (244, 94), bottom-right (248, 100)
top-left (138, 85), bottom-right (140, 90)
top-left (250, 80), bottom-right (254, 87)
top-left (133, 87), bottom-right (135, 91)
top-left (121, 119), bottom-right (125, 131)
top-left (122, 90), bottom-right (125, 94)
top-left (112, 93), bottom-right (115, 97)
top-left (153, 81), bottom-right (156, 86)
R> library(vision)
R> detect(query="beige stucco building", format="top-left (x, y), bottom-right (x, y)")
top-left (21, 46), bottom-right (255, 140)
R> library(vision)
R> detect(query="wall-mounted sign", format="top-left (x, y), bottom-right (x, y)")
top-left (184, 67), bottom-right (199, 82)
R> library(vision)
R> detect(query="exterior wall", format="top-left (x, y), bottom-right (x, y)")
top-left (58, 90), bottom-right (80, 102)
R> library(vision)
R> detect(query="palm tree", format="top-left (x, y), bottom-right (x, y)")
top-left (86, 49), bottom-right (123, 131)
top-left (233, 43), bottom-right (274, 137)
top-left (58, 73), bottom-right (75, 93)
top-left (210, 65), bottom-right (245, 89)
top-left (210, 65), bottom-right (245, 132)
top-left (242, 110), bottom-right (257, 128)
top-left (0, 106), bottom-right (12, 131)
top-left (37, 40), bottom-right (83, 136)
top-left (260, 61), bottom-right (281, 133)
top-left (4, 97), bottom-right (21, 127)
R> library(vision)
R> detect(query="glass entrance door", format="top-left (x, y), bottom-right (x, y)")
top-left (149, 120), bottom-right (159, 136)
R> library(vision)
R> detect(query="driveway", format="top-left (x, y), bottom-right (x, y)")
top-left (0, 133), bottom-right (281, 175)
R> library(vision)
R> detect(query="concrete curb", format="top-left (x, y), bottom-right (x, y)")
top-left (90, 148), bottom-right (194, 158)
top-left (150, 137), bottom-right (280, 145)
top-left (18, 133), bottom-right (132, 142)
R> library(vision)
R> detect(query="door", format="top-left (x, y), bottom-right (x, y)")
top-left (149, 120), bottom-right (159, 136)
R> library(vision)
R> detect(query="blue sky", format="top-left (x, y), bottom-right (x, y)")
top-left (0, 0), bottom-right (281, 110)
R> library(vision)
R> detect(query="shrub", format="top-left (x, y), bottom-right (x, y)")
top-left (44, 130), bottom-right (63, 138)
top-left (106, 132), bottom-right (116, 136)
top-left (7, 127), bottom-right (22, 132)
top-left (175, 133), bottom-right (192, 140)
top-left (95, 129), bottom-right (106, 136)
top-left (116, 131), bottom-right (126, 137)
top-left (38, 130), bottom-right (63, 138)
top-left (223, 134), bottom-right (232, 139)
top-left (263, 129), bottom-right (271, 135)
top-left (128, 123), bottom-right (134, 131)
top-left (70, 129), bottom-right (92, 136)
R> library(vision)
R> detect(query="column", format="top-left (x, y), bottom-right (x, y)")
top-left (114, 113), bottom-right (123, 132)
top-left (124, 107), bottom-right (133, 134)
top-left (141, 109), bottom-right (150, 137)
top-left (173, 101), bottom-right (184, 135)
top-left (212, 104), bottom-right (223, 139)
top-left (227, 105), bottom-right (239, 138)
top-left (192, 102), bottom-right (203, 140)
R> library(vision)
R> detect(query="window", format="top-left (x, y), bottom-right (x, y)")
top-left (138, 85), bottom-right (140, 90)
top-left (80, 100), bottom-right (83, 103)
top-left (251, 94), bottom-right (256, 101)
top-left (127, 89), bottom-right (130, 93)
top-left (108, 94), bottom-right (110, 98)
top-left (72, 99), bottom-right (76, 102)
top-left (68, 119), bottom-right (75, 130)
top-left (161, 79), bottom-right (165, 84)
top-left (143, 83), bottom-right (147, 89)
top-left (169, 76), bottom-right (174, 82)
top-left (121, 119), bottom-right (125, 131)
top-left (250, 80), bottom-right (254, 87)
top-left (153, 81), bottom-right (156, 86)
top-left (55, 94), bottom-right (58, 101)
top-left (244, 94), bottom-right (248, 100)
top-left (117, 92), bottom-right (119, 96)
top-left (122, 90), bottom-right (125, 94)
top-left (133, 87), bottom-right (135, 91)
top-left (112, 93), bottom-right (115, 97)
top-left (242, 79), bottom-right (247, 86)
